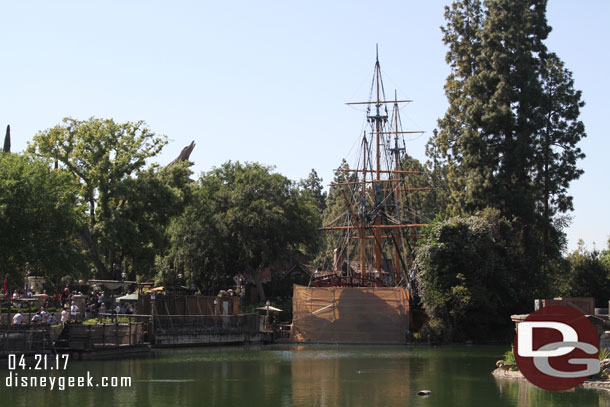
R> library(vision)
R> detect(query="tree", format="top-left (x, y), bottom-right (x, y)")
top-left (314, 159), bottom-right (357, 270)
top-left (415, 209), bottom-right (536, 342)
top-left (428, 0), bottom-right (485, 215)
top-left (562, 242), bottom-right (610, 308)
top-left (3, 125), bottom-right (10, 153)
top-left (0, 153), bottom-right (85, 285)
top-left (299, 169), bottom-right (327, 213)
top-left (430, 0), bottom-right (585, 222)
top-left (399, 153), bottom-right (446, 226)
top-left (28, 117), bottom-right (176, 279)
top-left (105, 162), bottom-right (193, 281)
top-left (158, 161), bottom-right (320, 299)
top-left (428, 0), bottom-right (586, 292)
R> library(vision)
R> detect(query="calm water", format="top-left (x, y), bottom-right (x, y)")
top-left (1, 345), bottom-right (610, 406)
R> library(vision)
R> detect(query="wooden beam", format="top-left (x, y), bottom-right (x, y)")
top-left (322, 224), bottom-right (427, 231)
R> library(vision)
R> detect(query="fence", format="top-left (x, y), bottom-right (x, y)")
top-left (139, 294), bottom-right (241, 316)
top-left (153, 314), bottom-right (259, 336)
top-left (0, 325), bottom-right (57, 357)
top-left (66, 321), bottom-right (147, 350)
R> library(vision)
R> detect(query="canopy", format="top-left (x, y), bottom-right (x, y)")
top-left (116, 293), bottom-right (138, 302)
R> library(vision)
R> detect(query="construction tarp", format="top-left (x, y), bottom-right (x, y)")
top-left (291, 284), bottom-right (409, 344)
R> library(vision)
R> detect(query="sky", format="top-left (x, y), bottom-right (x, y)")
top-left (1, 1), bottom-right (608, 253)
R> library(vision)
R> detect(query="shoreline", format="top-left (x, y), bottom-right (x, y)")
top-left (492, 367), bottom-right (610, 392)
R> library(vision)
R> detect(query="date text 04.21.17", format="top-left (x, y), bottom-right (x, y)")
top-left (8, 354), bottom-right (69, 371)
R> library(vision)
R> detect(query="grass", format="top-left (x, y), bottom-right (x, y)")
top-left (503, 345), bottom-right (517, 370)
top-left (82, 316), bottom-right (134, 325)
top-left (599, 347), bottom-right (610, 361)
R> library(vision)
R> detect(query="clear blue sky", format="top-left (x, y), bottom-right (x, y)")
top-left (1, 1), bottom-right (608, 253)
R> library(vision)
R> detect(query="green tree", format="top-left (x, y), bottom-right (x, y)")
top-left (415, 209), bottom-right (534, 342)
top-left (428, 0), bottom-right (586, 296)
top-left (430, 0), bottom-right (585, 221)
top-left (158, 161), bottom-right (320, 299)
top-left (28, 117), bottom-right (182, 280)
top-left (3, 125), bottom-right (10, 153)
top-left (563, 242), bottom-right (610, 308)
top-left (0, 153), bottom-right (85, 285)
top-left (299, 168), bottom-right (327, 213)
top-left (315, 159), bottom-right (357, 270)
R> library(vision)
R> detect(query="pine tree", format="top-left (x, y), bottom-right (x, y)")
top-left (431, 0), bottom-right (585, 224)
top-left (3, 125), bottom-right (10, 153)
top-left (429, 0), bottom-right (586, 288)
top-left (299, 168), bottom-right (327, 213)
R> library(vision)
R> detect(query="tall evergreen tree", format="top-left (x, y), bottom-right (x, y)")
top-left (3, 125), bottom-right (10, 153)
top-left (429, 0), bottom-right (586, 287)
top-left (299, 169), bottom-right (327, 213)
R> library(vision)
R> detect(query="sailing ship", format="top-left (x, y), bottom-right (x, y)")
top-left (314, 48), bottom-right (430, 290)
top-left (291, 49), bottom-right (430, 343)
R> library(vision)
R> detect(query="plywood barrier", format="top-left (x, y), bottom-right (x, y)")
top-left (291, 285), bottom-right (409, 344)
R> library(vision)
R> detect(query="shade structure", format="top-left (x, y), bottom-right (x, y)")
top-left (116, 293), bottom-right (138, 302)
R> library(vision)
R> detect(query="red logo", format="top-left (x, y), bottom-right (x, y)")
top-left (514, 305), bottom-right (599, 391)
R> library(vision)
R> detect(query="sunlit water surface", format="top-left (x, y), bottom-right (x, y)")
top-left (2, 344), bottom-right (609, 406)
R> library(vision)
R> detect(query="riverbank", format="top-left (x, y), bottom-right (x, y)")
top-left (492, 367), bottom-right (610, 392)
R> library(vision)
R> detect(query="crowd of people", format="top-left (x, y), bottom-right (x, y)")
top-left (3, 286), bottom-right (138, 326)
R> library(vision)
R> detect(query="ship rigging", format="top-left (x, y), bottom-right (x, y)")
top-left (316, 49), bottom-right (430, 289)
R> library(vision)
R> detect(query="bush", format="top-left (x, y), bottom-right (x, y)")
top-left (415, 209), bottom-right (539, 343)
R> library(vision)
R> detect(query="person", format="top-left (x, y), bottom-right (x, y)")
top-left (12, 310), bottom-right (24, 326)
top-left (100, 302), bottom-right (107, 315)
top-left (47, 313), bottom-right (57, 324)
top-left (40, 306), bottom-right (49, 323)
top-left (12, 290), bottom-right (19, 300)
top-left (61, 308), bottom-right (70, 323)
top-left (31, 312), bottom-right (42, 324)
top-left (70, 301), bottom-right (79, 317)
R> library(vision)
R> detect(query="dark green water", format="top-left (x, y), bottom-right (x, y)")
top-left (1, 345), bottom-right (610, 406)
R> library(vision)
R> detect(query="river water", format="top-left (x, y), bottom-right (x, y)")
top-left (1, 345), bottom-right (609, 406)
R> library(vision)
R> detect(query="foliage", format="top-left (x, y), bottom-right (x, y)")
top-left (0, 152), bottom-right (86, 286)
top-left (28, 117), bottom-right (188, 280)
top-left (431, 0), bottom-right (585, 222)
top-left (3, 125), bottom-right (10, 153)
top-left (560, 241), bottom-right (610, 308)
top-left (415, 209), bottom-right (537, 342)
top-left (503, 346), bottom-right (516, 367)
top-left (426, 0), bottom-right (587, 308)
top-left (599, 347), bottom-right (610, 362)
top-left (299, 168), bottom-right (327, 213)
top-left (314, 159), bottom-right (357, 270)
top-left (157, 161), bottom-right (320, 298)
top-left (298, 169), bottom-right (325, 258)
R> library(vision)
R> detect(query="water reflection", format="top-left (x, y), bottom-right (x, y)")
top-left (494, 374), bottom-right (610, 407)
top-left (1, 345), bottom-right (610, 406)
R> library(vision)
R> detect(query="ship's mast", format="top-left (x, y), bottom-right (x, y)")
top-left (321, 47), bottom-right (429, 287)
